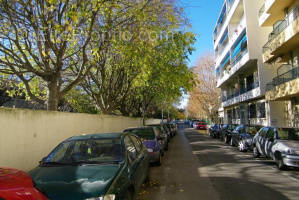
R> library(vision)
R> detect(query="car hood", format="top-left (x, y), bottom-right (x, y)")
top-left (29, 164), bottom-right (121, 200)
top-left (279, 140), bottom-right (299, 150)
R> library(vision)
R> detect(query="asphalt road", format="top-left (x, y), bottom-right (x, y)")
top-left (137, 124), bottom-right (299, 200)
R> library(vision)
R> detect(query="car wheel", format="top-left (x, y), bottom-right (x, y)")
top-left (276, 153), bottom-right (287, 170)
top-left (253, 147), bottom-right (260, 158)
top-left (124, 190), bottom-right (133, 200)
top-left (238, 140), bottom-right (246, 152)
top-left (156, 153), bottom-right (162, 166)
top-left (144, 168), bottom-right (150, 184)
top-left (224, 136), bottom-right (229, 144)
top-left (230, 138), bottom-right (234, 146)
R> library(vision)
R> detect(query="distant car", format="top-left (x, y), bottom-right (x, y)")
top-left (252, 127), bottom-right (299, 170)
top-left (196, 122), bottom-right (207, 130)
top-left (209, 124), bottom-right (222, 138)
top-left (124, 127), bottom-right (164, 164)
top-left (220, 124), bottom-right (238, 143)
top-left (0, 167), bottom-right (48, 200)
top-left (230, 125), bottom-right (262, 151)
top-left (29, 133), bottom-right (150, 200)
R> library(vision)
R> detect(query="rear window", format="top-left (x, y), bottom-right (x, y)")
top-left (246, 126), bottom-right (260, 135)
top-left (126, 128), bottom-right (155, 140)
top-left (277, 128), bottom-right (299, 141)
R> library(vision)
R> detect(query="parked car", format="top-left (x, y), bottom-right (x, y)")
top-left (209, 124), bottom-right (222, 138)
top-left (147, 124), bottom-right (169, 149)
top-left (196, 122), bottom-right (207, 130)
top-left (161, 123), bottom-right (173, 138)
top-left (220, 124), bottom-right (238, 143)
top-left (252, 127), bottom-right (299, 170)
top-left (124, 127), bottom-right (164, 164)
top-left (0, 167), bottom-right (48, 200)
top-left (230, 125), bottom-right (263, 151)
top-left (29, 133), bottom-right (150, 200)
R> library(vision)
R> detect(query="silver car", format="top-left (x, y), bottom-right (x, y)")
top-left (252, 127), bottom-right (299, 170)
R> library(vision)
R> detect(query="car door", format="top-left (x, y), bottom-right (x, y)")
top-left (129, 135), bottom-right (149, 188)
top-left (124, 136), bottom-right (141, 191)
top-left (264, 127), bottom-right (275, 158)
top-left (257, 127), bottom-right (269, 155)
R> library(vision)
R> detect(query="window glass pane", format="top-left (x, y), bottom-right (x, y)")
top-left (124, 136), bottom-right (137, 161)
top-left (126, 128), bottom-right (155, 140)
top-left (130, 136), bottom-right (142, 153)
top-left (46, 138), bottom-right (123, 164)
top-left (267, 128), bottom-right (275, 139)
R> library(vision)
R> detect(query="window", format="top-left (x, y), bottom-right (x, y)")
top-left (249, 104), bottom-right (257, 118)
top-left (266, 128), bottom-right (275, 139)
top-left (257, 102), bottom-right (266, 118)
top-left (45, 138), bottom-right (123, 164)
top-left (124, 136), bottom-right (137, 162)
top-left (259, 127), bottom-right (269, 137)
top-left (130, 135), bottom-right (142, 153)
top-left (236, 107), bottom-right (240, 119)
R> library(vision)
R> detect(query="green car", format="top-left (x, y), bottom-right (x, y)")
top-left (29, 133), bottom-right (150, 200)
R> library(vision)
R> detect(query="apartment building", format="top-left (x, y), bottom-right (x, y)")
top-left (213, 0), bottom-right (273, 126)
top-left (259, 0), bottom-right (299, 128)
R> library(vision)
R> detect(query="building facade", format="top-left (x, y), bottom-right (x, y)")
top-left (213, 0), bottom-right (273, 126)
top-left (259, 0), bottom-right (299, 128)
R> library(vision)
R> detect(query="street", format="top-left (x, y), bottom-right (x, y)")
top-left (137, 124), bottom-right (299, 200)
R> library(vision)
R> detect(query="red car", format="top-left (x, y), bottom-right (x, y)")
top-left (0, 167), bottom-right (48, 200)
top-left (196, 122), bottom-right (207, 130)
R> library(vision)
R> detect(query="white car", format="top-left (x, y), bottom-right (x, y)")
top-left (252, 127), bottom-right (299, 170)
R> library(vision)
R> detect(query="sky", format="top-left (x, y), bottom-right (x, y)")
top-left (177, 0), bottom-right (224, 109)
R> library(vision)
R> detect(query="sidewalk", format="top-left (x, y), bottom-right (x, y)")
top-left (137, 126), bottom-right (219, 200)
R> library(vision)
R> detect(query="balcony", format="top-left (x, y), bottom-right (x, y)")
top-left (217, 49), bottom-right (249, 88)
top-left (222, 82), bottom-right (260, 107)
top-left (259, 0), bottom-right (293, 26)
top-left (229, 15), bottom-right (246, 46)
top-left (266, 66), bottom-right (299, 101)
top-left (263, 7), bottom-right (299, 63)
top-left (213, 0), bottom-right (240, 48)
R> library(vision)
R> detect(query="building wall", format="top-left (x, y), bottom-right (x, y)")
top-left (0, 108), bottom-right (160, 171)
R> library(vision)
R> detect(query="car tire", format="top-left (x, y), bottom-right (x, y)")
top-left (156, 153), bottom-right (162, 166)
top-left (253, 147), bottom-right (260, 158)
top-left (224, 136), bottom-right (229, 144)
top-left (238, 140), bottom-right (246, 152)
top-left (124, 190), bottom-right (133, 200)
top-left (144, 168), bottom-right (150, 184)
top-left (276, 153), bottom-right (287, 170)
top-left (230, 138), bottom-right (234, 146)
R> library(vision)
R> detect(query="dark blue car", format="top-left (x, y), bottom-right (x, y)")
top-left (123, 127), bottom-right (164, 165)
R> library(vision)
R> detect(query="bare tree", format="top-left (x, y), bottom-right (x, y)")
top-left (187, 52), bottom-right (221, 122)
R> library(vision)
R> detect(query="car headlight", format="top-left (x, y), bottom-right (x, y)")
top-left (86, 194), bottom-right (115, 200)
top-left (147, 148), bottom-right (153, 152)
top-left (287, 149), bottom-right (295, 155)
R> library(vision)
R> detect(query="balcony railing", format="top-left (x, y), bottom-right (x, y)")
top-left (231, 48), bottom-right (248, 67)
top-left (222, 81), bottom-right (259, 102)
top-left (266, 66), bottom-right (299, 91)
top-left (263, 6), bottom-right (299, 52)
top-left (258, 4), bottom-right (265, 18)
top-left (227, 0), bottom-right (236, 12)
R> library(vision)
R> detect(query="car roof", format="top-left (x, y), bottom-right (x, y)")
top-left (67, 133), bottom-right (122, 141)
top-left (124, 127), bottom-right (152, 131)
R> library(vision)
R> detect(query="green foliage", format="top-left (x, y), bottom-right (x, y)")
top-left (0, 0), bottom-right (196, 114)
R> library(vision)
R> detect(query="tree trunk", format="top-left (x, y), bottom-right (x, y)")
top-left (47, 80), bottom-right (59, 111)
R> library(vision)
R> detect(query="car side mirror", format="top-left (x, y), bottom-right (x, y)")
top-left (39, 157), bottom-right (46, 165)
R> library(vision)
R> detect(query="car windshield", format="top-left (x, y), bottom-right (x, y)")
top-left (277, 128), bottom-right (299, 141)
top-left (44, 138), bottom-right (123, 165)
top-left (127, 128), bottom-right (155, 140)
